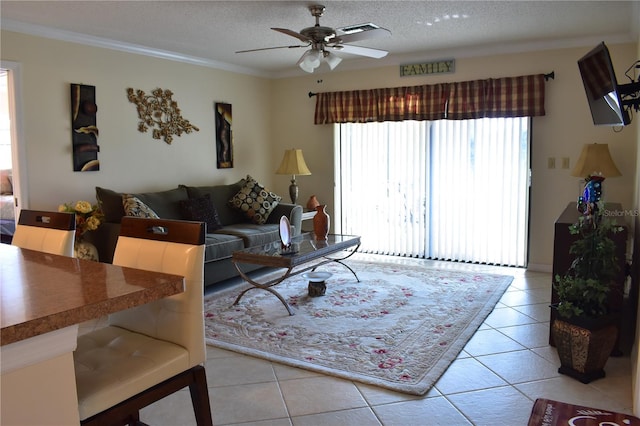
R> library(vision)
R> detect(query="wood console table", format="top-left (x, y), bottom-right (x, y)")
top-left (549, 202), bottom-right (630, 353)
top-left (0, 244), bottom-right (185, 425)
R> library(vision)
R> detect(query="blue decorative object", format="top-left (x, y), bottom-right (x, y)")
top-left (577, 175), bottom-right (604, 216)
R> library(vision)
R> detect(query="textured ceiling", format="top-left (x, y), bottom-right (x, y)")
top-left (1, 1), bottom-right (639, 78)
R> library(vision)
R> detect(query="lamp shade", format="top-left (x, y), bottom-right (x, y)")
top-left (306, 50), bottom-right (322, 68)
top-left (324, 52), bottom-right (342, 70)
top-left (571, 143), bottom-right (621, 178)
top-left (297, 50), bottom-right (322, 73)
top-left (276, 149), bottom-right (312, 176)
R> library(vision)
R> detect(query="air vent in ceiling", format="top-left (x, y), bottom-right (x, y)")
top-left (337, 23), bottom-right (381, 34)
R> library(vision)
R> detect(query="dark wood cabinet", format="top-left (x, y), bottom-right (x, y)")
top-left (549, 202), bottom-right (630, 353)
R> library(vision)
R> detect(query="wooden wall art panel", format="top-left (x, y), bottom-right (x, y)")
top-left (215, 102), bottom-right (233, 169)
top-left (70, 83), bottom-right (99, 171)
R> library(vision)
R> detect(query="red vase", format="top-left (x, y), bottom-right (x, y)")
top-left (306, 195), bottom-right (320, 210)
top-left (313, 205), bottom-right (330, 240)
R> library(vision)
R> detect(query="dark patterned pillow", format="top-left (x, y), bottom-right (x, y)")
top-left (179, 195), bottom-right (223, 232)
top-left (228, 175), bottom-right (281, 224)
top-left (122, 194), bottom-right (160, 218)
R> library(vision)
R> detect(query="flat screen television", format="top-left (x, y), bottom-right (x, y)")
top-left (577, 42), bottom-right (630, 126)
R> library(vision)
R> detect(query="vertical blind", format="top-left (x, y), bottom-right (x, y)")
top-left (335, 118), bottom-right (530, 267)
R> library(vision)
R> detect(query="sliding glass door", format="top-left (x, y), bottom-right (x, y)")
top-left (334, 117), bottom-right (530, 267)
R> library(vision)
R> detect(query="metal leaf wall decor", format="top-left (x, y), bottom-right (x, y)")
top-left (126, 87), bottom-right (199, 144)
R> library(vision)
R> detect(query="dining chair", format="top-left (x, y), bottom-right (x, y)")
top-left (73, 217), bottom-right (212, 426)
top-left (11, 209), bottom-right (76, 256)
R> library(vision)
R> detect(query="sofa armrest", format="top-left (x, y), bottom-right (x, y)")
top-left (267, 203), bottom-right (303, 236)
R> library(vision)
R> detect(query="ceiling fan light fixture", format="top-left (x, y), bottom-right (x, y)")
top-left (324, 52), bottom-right (342, 70)
top-left (245, 5), bottom-right (390, 73)
top-left (298, 60), bottom-right (315, 73)
top-left (297, 49), bottom-right (322, 73)
top-left (297, 50), bottom-right (315, 72)
top-left (306, 50), bottom-right (322, 67)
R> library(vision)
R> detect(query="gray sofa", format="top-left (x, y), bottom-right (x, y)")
top-left (86, 179), bottom-right (302, 288)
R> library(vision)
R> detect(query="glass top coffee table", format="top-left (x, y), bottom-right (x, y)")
top-left (231, 234), bottom-right (361, 315)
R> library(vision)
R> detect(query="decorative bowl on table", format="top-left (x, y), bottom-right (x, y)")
top-left (302, 271), bottom-right (332, 297)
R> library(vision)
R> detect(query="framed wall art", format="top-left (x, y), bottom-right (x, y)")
top-left (215, 102), bottom-right (233, 169)
top-left (70, 83), bottom-right (99, 171)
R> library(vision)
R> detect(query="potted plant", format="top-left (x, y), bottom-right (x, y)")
top-left (59, 200), bottom-right (104, 260)
top-left (552, 200), bottom-right (624, 383)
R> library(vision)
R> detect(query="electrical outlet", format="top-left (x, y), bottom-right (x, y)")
top-left (562, 157), bottom-right (570, 169)
top-left (548, 157), bottom-right (556, 169)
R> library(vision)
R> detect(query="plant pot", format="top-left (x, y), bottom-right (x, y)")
top-left (74, 240), bottom-right (99, 261)
top-left (551, 312), bottom-right (618, 384)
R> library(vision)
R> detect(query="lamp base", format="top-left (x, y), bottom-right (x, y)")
top-left (577, 175), bottom-right (605, 216)
top-left (289, 179), bottom-right (298, 204)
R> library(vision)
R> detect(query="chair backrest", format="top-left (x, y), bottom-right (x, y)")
top-left (11, 209), bottom-right (76, 256)
top-left (108, 217), bottom-right (206, 367)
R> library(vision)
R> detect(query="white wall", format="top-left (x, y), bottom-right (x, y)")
top-left (0, 30), bottom-right (274, 209)
top-left (271, 43), bottom-right (639, 269)
top-left (1, 30), bottom-right (638, 270)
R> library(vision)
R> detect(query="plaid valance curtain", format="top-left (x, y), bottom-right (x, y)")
top-left (314, 74), bottom-right (546, 124)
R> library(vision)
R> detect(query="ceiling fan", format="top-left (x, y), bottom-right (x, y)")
top-left (236, 4), bottom-right (391, 73)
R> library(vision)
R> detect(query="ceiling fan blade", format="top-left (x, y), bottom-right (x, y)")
top-left (330, 27), bottom-right (391, 44)
top-left (330, 44), bottom-right (388, 59)
top-left (236, 44), bottom-right (308, 54)
top-left (272, 28), bottom-right (311, 42)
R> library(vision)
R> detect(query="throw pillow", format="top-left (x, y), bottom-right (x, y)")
top-left (122, 194), bottom-right (160, 219)
top-left (180, 179), bottom-right (247, 226)
top-left (228, 175), bottom-right (281, 224)
top-left (179, 195), bottom-right (223, 232)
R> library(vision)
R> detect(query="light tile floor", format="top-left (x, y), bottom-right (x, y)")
top-left (94, 254), bottom-right (635, 425)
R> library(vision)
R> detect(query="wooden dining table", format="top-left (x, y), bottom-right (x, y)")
top-left (0, 243), bottom-right (185, 425)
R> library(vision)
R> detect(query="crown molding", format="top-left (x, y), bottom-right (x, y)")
top-left (1, 19), bottom-right (275, 78)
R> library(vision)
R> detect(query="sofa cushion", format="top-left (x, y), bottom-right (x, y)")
top-left (228, 175), bottom-right (281, 225)
top-left (181, 180), bottom-right (246, 226)
top-left (179, 195), bottom-right (223, 232)
top-left (215, 223), bottom-right (281, 248)
top-left (204, 233), bottom-right (245, 262)
top-left (134, 187), bottom-right (189, 220)
top-left (122, 194), bottom-right (160, 218)
top-left (96, 187), bottom-right (126, 223)
top-left (96, 186), bottom-right (189, 223)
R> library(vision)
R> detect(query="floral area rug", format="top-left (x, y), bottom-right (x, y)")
top-left (203, 258), bottom-right (513, 395)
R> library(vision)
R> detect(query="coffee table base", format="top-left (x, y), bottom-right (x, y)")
top-left (232, 250), bottom-right (360, 316)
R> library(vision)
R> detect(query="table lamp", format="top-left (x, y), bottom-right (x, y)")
top-left (276, 149), bottom-right (312, 204)
top-left (571, 143), bottom-right (621, 214)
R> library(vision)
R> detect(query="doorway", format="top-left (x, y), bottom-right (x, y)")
top-left (0, 62), bottom-right (26, 243)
